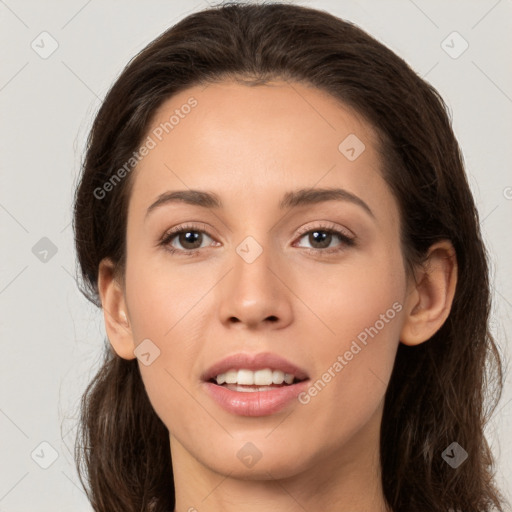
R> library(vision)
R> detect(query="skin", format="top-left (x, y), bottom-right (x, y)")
top-left (98, 80), bottom-right (457, 512)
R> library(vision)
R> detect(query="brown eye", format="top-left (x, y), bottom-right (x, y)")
top-left (295, 226), bottom-right (355, 254)
top-left (174, 230), bottom-right (203, 250)
top-left (303, 230), bottom-right (334, 249)
top-left (160, 224), bottom-right (216, 256)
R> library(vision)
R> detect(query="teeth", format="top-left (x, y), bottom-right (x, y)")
top-left (283, 373), bottom-right (294, 384)
top-left (214, 368), bottom-right (297, 386)
top-left (272, 370), bottom-right (285, 384)
top-left (224, 370), bottom-right (237, 384)
top-left (224, 384), bottom-right (278, 392)
top-left (254, 369), bottom-right (272, 385)
top-left (237, 369), bottom-right (254, 385)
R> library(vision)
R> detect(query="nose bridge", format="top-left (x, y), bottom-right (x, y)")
top-left (218, 230), bottom-right (292, 327)
top-left (231, 232), bottom-right (276, 296)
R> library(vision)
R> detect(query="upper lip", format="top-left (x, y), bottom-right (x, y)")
top-left (202, 352), bottom-right (309, 382)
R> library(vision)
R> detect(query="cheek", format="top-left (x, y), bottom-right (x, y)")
top-left (123, 249), bottom-right (215, 422)
top-left (293, 247), bottom-right (405, 426)
top-left (124, 248), bottom-right (209, 342)
top-left (307, 243), bottom-right (405, 350)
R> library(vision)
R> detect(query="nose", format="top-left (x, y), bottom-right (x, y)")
top-left (218, 238), bottom-right (293, 330)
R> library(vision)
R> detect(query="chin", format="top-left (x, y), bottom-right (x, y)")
top-left (197, 439), bottom-right (313, 480)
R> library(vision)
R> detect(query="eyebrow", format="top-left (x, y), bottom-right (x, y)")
top-left (145, 187), bottom-right (375, 219)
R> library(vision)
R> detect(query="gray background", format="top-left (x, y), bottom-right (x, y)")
top-left (0, 0), bottom-right (511, 510)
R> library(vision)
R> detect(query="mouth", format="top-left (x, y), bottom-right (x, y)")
top-left (201, 353), bottom-right (310, 416)
top-left (201, 352), bottom-right (309, 416)
top-left (203, 375), bottom-right (310, 416)
top-left (207, 368), bottom-right (307, 392)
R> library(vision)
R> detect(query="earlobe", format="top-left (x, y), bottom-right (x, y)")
top-left (400, 241), bottom-right (458, 346)
top-left (97, 258), bottom-right (136, 360)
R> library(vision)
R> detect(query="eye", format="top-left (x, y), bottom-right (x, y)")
top-left (294, 223), bottom-right (355, 255)
top-left (159, 223), bottom-right (216, 256)
top-left (159, 222), bottom-right (355, 257)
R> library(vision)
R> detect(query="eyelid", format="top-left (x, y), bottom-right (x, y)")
top-left (294, 221), bottom-right (355, 239)
top-left (161, 220), bottom-right (354, 240)
top-left (159, 222), bottom-right (216, 243)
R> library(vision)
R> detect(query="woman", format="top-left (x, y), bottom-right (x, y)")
top-left (72, 2), bottom-right (507, 511)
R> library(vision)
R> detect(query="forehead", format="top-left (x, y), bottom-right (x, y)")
top-left (128, 80), bottom-right (396, 225)
top-left (146, 79), bottom-right (376, 163)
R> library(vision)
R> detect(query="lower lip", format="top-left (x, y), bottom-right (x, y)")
top-left (203, 380), bottom-right (310, 417)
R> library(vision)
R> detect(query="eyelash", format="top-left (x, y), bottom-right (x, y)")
top-left (158, 222), bottom-right (355, 257)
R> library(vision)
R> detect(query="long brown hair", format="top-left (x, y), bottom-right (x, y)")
top-left (72, 3), bottom-right (507, 511)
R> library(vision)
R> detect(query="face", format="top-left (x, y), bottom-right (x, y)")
top-left (120, 80), bottom-right (409, 479)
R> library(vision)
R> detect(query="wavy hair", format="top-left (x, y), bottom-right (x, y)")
top-left (72, 2), bottom-right (507, 511)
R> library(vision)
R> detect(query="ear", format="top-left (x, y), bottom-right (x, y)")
top-left (97, 258), bottom-right (136, 360)
top-left (400, 240), bottom-right (458, 346)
